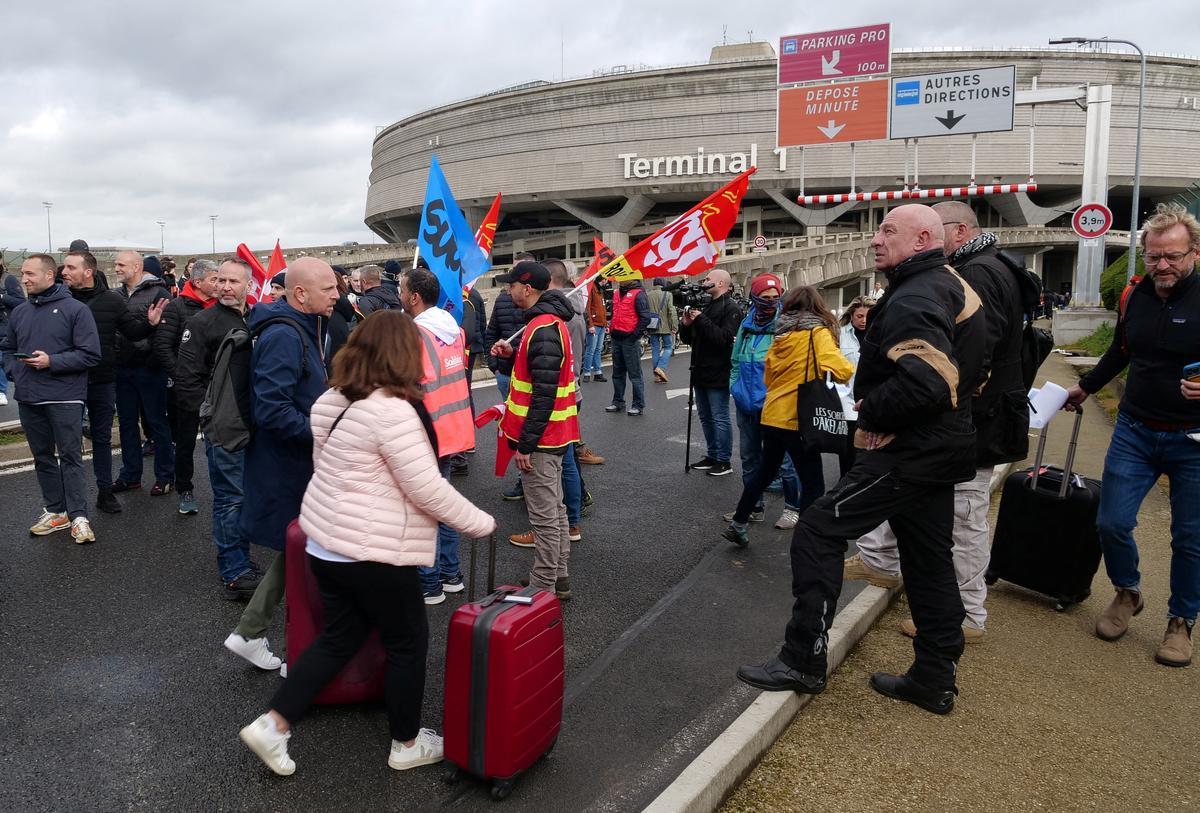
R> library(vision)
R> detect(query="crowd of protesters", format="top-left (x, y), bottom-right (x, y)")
top-left (4, 199), bottom-right (1197, 777)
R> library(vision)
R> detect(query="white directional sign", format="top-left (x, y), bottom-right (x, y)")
top-left (889, 65), bottom-right (1016, 140)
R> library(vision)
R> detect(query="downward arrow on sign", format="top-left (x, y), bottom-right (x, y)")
top-left (936, 110), bottom-right (965, 129)
top-left (821, 50), bottom-right (842, 76)
top-left (817, 120), bottom-right (846, 139)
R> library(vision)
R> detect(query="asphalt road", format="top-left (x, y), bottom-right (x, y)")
top-left (0, 355), bottom-right (860, 812)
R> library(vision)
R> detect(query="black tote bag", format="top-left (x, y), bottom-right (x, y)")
top-left (795, 329), bottom-right (848, 454)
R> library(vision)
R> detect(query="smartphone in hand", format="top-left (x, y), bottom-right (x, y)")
top-left (1184, 361), bottom-right (1200, 382)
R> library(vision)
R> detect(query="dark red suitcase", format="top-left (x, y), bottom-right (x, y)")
top-left (283, 519), bottom-right (386, 704)
top-left (442, 534), bottom-right (564, 801)
top-left (987, 408), bottom-right (1103, 611)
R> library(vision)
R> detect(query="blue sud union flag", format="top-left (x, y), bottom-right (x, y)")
top-left (417, 155), bottom-right (491, 322)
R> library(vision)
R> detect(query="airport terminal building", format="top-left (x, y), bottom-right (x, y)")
top-left (365, 42), bottom-right (1200, 297)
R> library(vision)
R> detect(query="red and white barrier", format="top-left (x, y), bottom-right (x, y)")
top-left (797, 183), bottom-right (1037, 206)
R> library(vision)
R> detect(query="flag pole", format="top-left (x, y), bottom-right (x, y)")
top-left (501, 273), bottom-right (600, 345)
top-left (412, 243), bottom-right (421, 270)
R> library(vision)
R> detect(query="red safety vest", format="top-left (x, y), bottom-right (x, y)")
top-left (610, 286), bottom-right (641, 334)
top-left (500, 314), bottom-right (580, 450)
top-left (418, 324), bottom-right (475, 457)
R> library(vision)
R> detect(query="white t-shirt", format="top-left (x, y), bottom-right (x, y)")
top-left (305, 536), bottom-right (356, 563)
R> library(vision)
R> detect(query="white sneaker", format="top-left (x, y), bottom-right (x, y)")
top-left (388, 728), bottom-right (444, 771)
top-left (29, 509), bottom-right (70, 536)
top-left (0, 392), bottom-right (8, 405)
top-left (239, 713), bottom-right (295, 776)
top-left (71, 517), bottom-right (96, 544)
top-left (224, 632), bottom-right (283, 670)
top-left (279, 663), bottom-right (287, 678)
top-left (775, 509), bottom-right (800, 530)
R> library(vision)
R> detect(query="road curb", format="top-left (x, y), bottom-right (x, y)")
top-left (643, 461), bottom-right (1015, 813)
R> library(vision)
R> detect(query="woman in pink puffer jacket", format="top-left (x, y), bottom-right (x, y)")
top-left (239, 310), bottom-right (495, 778)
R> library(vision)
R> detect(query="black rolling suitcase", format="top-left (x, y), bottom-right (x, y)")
top-left (986, 407), bottom-right (1103, 610)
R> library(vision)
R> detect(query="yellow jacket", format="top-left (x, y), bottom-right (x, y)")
top-left (761, 325), bottom-right (855, 431)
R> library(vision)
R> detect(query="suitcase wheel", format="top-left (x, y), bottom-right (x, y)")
top-left (443, 765), bottom-right (461, 785)
top-left (491, 779), bottom-right (515, 801)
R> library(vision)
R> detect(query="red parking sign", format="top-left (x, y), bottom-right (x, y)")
top-left (778, 24), bottom-right (891, 85)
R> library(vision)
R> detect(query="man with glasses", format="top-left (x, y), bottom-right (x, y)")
top-left (1067, 202), bottom-right (1200, 669)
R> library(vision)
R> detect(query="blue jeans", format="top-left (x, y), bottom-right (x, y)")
top-left (649, 333), bottom-right (674, 373)
top-left (1097, 412), bottom-right (1200, 621)
top-left (495, 372), bottom-right (511, 401)
top-left (115, 366), bottom-right (175, 484)
top-left (736, 407), bottom-right (800, 511)
top-left (0, 359), bottom-right (8, 395)
top-left (205, 439), bottom-right (253, 582)
top-left (562, 443), bottom-right (581, 527)
top-left (420, 459), bottom-right (462, 593)
top-left (694, 386), bottom-right (732, 464)
top-left (583, 327), bottom-right (606, 374)
top-left (610, 336), bottom-right (644, 410)
top-left (86, 382), bottom-right (116, 491)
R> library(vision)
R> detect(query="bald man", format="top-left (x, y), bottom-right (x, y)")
top-left (679, 267), bottom-right (743, 476)
top-left (224, 257), bottom-right (338, 670)
top-left (851, 202), bottom-right (1031, 642)
top-left (738, 204), bottom-right (988, 715)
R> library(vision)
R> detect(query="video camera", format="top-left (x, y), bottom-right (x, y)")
top-left (668, 281), bottom-right (713, 311)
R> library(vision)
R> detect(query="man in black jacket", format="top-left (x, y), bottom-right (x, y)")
top-left (355, 265), bottom-right (400, 317)
top-left (1067, 203), bottom-right (1200, 668)
top-left (849, 201), bottom-right (1029, 641)
top-left (678, 268), bottom-right (742, 476)
top-left (155, 258), bottom-right (218, 515)
top-left (176, 258), bottom-right (262, 600)
top-left (112, 251), bottom-right (175, 495)
top-left (62, 251), bottom-right (165, 514)
top-left (737, 204), bottom-right (988, 714)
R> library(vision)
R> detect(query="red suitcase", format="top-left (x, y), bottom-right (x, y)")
top-left (442, 534), bottom-right (564, 801)
top-left (283, 519), bottom-right (386, 705)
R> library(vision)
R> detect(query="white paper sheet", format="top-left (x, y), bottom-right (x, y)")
top-left (1028, 381), bottom-right (1070, 430)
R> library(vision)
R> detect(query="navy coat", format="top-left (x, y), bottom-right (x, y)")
top-left (2, 284), bottom-right (100, 403)
top-left (240, 300), bottom-right (328, 551)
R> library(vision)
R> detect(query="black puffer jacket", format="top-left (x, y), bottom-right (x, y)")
top-left (154, 281), bottom-right (210, 376)
top-left (678, 292), bottom-right (743, 388)
top-left (116, 274), bottom-right (172, 368)
top-left (325, 294), bottom-right (357, 376)
top-left (511, 290), bottom-right (575, 455)
top-left (953, 244), bottom-right (1028, 467)
top-left (174, 302), bottom-right (249, 409)
top-left (855, 248), bottom-right (988, 484)
top-left (484, 290), bottom-right (524, 376)
top-left (69, 283), bottom-right (154, 385)
top-left (357, 285), bottom-right (400, 318)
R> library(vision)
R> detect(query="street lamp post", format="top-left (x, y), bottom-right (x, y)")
top-left (42, 201), bottom-right (53, 252)
top-left (209, 215), bottom-right (219, 254)
top-left (157, 221), bottom-right (166, 254)
top-left (1051, 36), bottom-right (1146, 280)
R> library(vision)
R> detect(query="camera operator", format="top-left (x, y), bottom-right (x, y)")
top-left (679, 268), bottom-right (742, 476)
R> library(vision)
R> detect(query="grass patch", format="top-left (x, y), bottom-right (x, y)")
top-left (0, 428), bottom-right (26, 446)
top-left (1067, 321), bottom-right (1116, 357)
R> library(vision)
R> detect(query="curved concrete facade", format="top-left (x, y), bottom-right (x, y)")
top-left (366, 47), bottom-right (1200, 252)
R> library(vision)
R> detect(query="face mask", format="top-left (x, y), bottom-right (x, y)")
top-left (750, 294), bottom-right (779, 322)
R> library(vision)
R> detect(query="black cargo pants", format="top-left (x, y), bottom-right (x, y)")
top-left (779, 452), bottom-right (965, 691)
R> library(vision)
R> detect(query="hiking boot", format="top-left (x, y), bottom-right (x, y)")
top-left (150, 480), bottom-right (174, 496)
top-left (568, 526), bottom-right (582, 542)
top-left (224, 571), bottom-right (262, 601)
top-left (737, 656), bottom-right (826, 694)
top-left (71, 517), bottom-right (96, 544)
top-left (869, 672), bottom-right (956, 715)
top-left (707, 461), bottom-right (733, 476)
top-left (592, 373), bottom-right (607, 383)
top-left (224, 632), bottom-right (282, 670)
top-left (502, 481), bottom-right (524, 501)
top-left (441, 574), bottom-right (465, 594)
top-left (723, 509), bottom-right (765, 523)
top-left (110, 479), bottom-right (140, 493)
top-left (690, 457), bottom-right (716, 471)
top-left (30, 510), bottom-right (70, 537)
top-left (239, 714), bottom-right (295, 776)
top-left (388, 728), bottom-right (443, 771)
top-left (775, 508), bottom-right (800, 530)
top-left (1155, 617), bottom-right (1193, 667)
top-left (1096, 588), bottom-right (1144, 641)
top-left (423, 588), bottom-right (446, 606)
top-left (96, 490), bottom-right (123, 514)
top-left (843, 553), bottom-right (901, 589)
top-left (722, 524), bottom-right (750, 547)
top-left (576, 445), bottom-right (605, 465)
top-left (899, 618), bottom-right (985, 643)
top-left (509, 531), bottom-right (536, 548)
top-left (177, 491), bottom-right (199, 515)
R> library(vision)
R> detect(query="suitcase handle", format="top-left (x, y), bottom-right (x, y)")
top-left (1030, 404), bottom-right (1084, 499)
top-left (468, 532), bottom-right (498, 602)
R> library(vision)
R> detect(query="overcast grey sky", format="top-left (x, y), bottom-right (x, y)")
top-left (1, 1), bottom-right (1193, 254)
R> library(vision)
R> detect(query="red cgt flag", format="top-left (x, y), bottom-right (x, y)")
top-left (236, 243), bottom-right (272, 305)
top-left (266, 240), bottom-right (286, 280)
top-left (598, 167), bottom-right (755, 282)
top-left (473, 193), bottom-right (502, 256)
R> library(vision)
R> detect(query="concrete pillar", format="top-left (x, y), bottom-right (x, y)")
top-left (742, 206), bottom-right (763, 241)
top-left (1072, 84), bottom-right (1112, 308)
top-left (602, 231), bottom-right (630, 253)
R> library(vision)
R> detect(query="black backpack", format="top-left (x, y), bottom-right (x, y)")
top-left (997, 250), bottom-right (1054, 390)
top-left (199, 318), bottom-right (310, 452)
